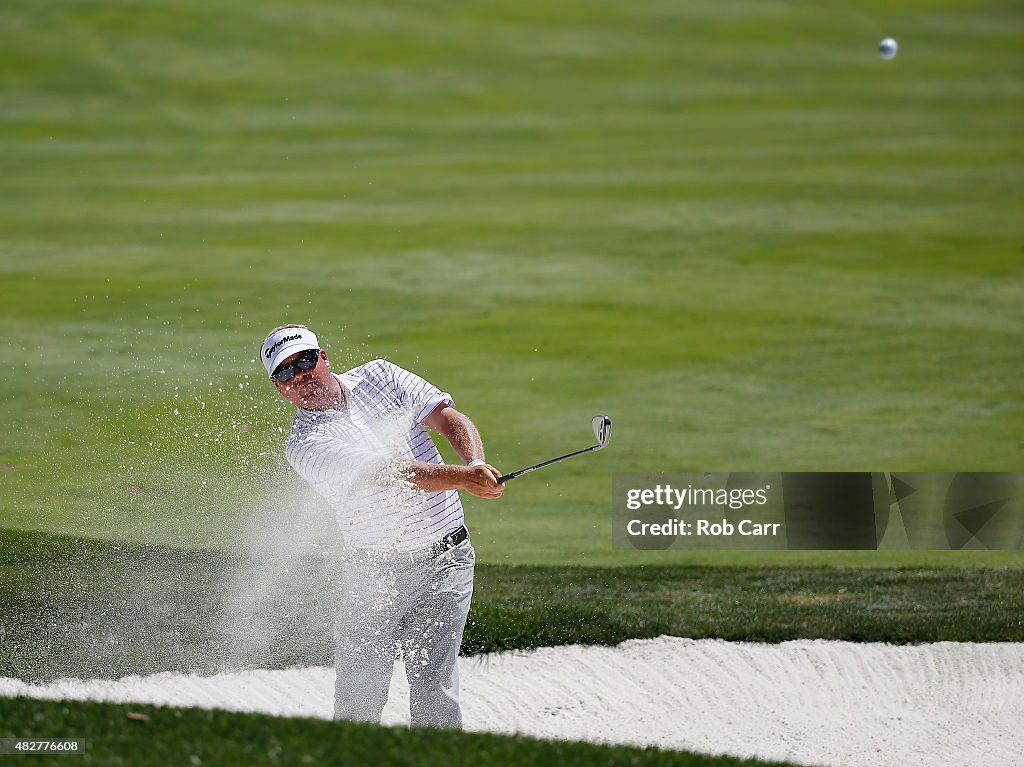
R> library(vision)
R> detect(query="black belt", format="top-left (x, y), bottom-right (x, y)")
top-left (430, 525), bottom-right (469, 557)
top-left (351, 525), bottom-right (470, 562)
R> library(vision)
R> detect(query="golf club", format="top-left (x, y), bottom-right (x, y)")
top-left (496, 415), bottom-right (612, 484)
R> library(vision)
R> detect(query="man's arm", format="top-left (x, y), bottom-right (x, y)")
top-left (423, 405), bottom-right (485, 464)
top-left (402, 461), bottom-right (504, 498)
top-left (403, 405), bottom-right (503, 498)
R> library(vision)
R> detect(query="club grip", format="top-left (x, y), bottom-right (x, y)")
top-left (497, 466), bottom-right (537, 484)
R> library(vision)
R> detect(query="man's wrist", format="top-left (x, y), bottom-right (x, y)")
top-left (467, 458), bottom-right (486, 467)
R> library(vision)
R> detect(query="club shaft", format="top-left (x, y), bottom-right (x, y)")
top-left (496, 444), bottom-right (600, 483)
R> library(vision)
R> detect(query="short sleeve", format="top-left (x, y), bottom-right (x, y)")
top-left (379, 360), bottom-right (453, 423)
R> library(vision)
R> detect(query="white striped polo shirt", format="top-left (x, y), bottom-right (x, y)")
top-left (284, 359), bottom-right (465, 552)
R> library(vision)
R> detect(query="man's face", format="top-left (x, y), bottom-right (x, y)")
top-left (271, 348), bottom-right (336, 409)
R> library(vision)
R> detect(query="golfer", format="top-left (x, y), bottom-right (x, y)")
top-left (261, 324), bottom-right (504, 728)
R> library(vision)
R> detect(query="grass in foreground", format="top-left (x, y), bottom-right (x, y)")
top-left (2, 528), bottom-right (1022, 683)
top-left (0, 697), bottom-right (796, 767)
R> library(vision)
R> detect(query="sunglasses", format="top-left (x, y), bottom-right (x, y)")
top-left (271, 349), bottom-right (321, 383)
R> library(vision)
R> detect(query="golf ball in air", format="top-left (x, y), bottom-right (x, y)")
top-left (879, 37), bottom-right (898, 60)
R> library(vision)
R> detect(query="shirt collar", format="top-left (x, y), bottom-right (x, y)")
top-left (295, 370), bottom-right (363, 417)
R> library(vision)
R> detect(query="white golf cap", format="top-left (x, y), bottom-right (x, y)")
top-left (261, 326), bottom-right (320, 376)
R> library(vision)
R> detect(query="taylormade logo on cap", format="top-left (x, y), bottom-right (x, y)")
top-left (264, 334), bottom-right (303, 359)
top-left (261, 327), bottom-right (320, 376)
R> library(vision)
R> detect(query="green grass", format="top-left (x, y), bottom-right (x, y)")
top-left (1, 0), bottom-right (1022, 559)
top-left (467, 562), bottom-right (1024, 649)
top-left (0, 697), bottom-right (794, 767)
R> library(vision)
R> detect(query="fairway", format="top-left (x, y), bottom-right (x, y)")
top-left (1, 0), bottom-right (1022, 561)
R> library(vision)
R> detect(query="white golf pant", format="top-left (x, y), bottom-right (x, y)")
top-left (333, 538), bottom-right (475, 728)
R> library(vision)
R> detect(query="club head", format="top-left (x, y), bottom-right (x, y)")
top-left (592, 415), bottom-right (612, 449)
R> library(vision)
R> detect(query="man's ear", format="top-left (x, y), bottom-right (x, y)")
top-left (321, 349), bottom-right (330, 369)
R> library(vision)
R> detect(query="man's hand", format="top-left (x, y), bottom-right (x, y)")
top-left (461, 464), bottom-right (504, 498)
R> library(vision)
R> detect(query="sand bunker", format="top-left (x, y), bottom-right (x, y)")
top-left (3, 637), bottom-right (1021, 767)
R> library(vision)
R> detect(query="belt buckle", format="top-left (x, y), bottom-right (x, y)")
top-left (433, 526), bottom-right (466, 558)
